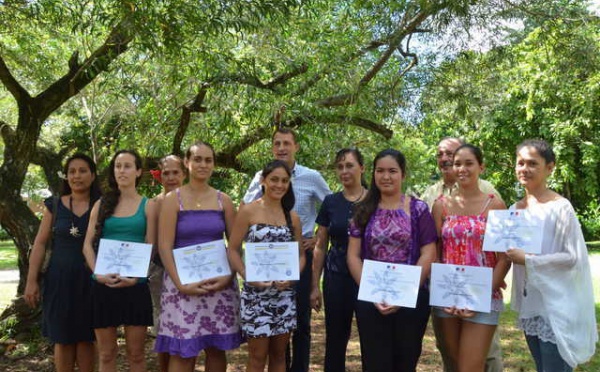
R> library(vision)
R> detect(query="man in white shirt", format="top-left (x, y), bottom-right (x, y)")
top-left (242, 128), bottom-right (331, 372)
top-left (422, 137), bottom-right (504, 372)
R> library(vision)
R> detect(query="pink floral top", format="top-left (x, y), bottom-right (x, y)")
top-left (440, 195), bottom-right (503, 310)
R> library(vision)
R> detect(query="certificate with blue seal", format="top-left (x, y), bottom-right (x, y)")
top-left (173, 239), bottom-right (231, 285)
top-left (245, 241), bottom-right (300, 282)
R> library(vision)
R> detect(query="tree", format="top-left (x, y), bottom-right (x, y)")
top-left (419, 10), bottom-right (600, 212)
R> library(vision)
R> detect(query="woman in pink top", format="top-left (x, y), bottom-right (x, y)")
top-left (432, 144), bottom-right (509, 372)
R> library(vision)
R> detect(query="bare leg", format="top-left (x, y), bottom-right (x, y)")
top-left (95, 327), bottom-right (118, 372)
top-left (124, 325), bottom-right (148, 372)
top-left (157, 352), bottom-right (170, 372)
top-left (54, 343), bottom-right (76, 372)
top-left (168, 355), bottom-right (195, 372)
top-left (439, 317), bottom-right (462, 371)
top-left (205, 347), bottom-right (226, 372)
top-left (247, 337), bottom-right (270, 372)
top-left (74, 341), bottom-right (95, 372)
top-left (457, 322), bottom-right (496, 372)
top-left (268, 333), bottom-right (291, 372)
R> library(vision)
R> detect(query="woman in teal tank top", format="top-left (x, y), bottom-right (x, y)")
top-left (83, 150), bottom-right (157, 372)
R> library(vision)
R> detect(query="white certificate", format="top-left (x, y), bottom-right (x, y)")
top-left (483, 209), bottom-right (544, 254)
top-left (430, 263), bottom-right (493, 313)
top-left (245, 241), bottom-right (300, 282)
top-left (173, 239), bottom-right (231, 285)
top-left (357, 259), bottom-right (422, 308)
top-left (95, 238), bottom-right (152, 278)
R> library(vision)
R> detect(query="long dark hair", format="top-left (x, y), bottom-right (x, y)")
top-left (353, 148), bottom-right (406, 232)
top-left (334, 148), bottom-right (368, 189)
top-left (93, 149), bottom-right (143, 250)
top-left (261, 160), bottom-right (295, 226)
top-left (61, 153), bottom-right (102, 203)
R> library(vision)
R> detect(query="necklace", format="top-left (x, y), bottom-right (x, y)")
top-left (345, 188), bottom-right (365, 203)
top-left (68, 196), bottom-right (82, 237)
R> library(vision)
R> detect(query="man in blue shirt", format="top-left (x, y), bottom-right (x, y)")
top-left (242, 127), bottom-right (331, 372)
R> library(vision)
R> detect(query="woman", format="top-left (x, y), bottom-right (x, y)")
top-left (506, 139), bottom-right (597, 371)
top-left (431, 144), bottom-right (509, 371)
top-left (147, 155), bottom-right (186, 372)
top-left (24, 154), bottom-right (101, 372)
top-left (347, 149), bottom-right (437, 372)
top-left (310, 148), bottom-right (367, 372)
top-left (154, 142), bottom-right (242, 372)
top-left (83, 149), bottom-right (156, 372)
top-left (228, 160), bottom-right (305, 372)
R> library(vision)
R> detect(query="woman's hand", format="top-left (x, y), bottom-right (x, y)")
top-left (506, 247), bottom-right (526, 266)
top-left (178, 282), bottom-right (210, 296)
top-left (443, 306), bottom-right (476, 318)
top-left (273, 280), bottom-right (292, 291)
top-left (310, 286), bottom-right (322, 312)
top-left (109, 276), bottom-right (138, 288)
top-left (375, 302), bottom-right (400, 316)
top-left (201, 275), bottom-right (232, 292)
top-left (246, 281), bottom-right (274, 288)
top-left (24, 281), bottom-right (40, 308)
top-left (97, 274), bottom-right (137, 288)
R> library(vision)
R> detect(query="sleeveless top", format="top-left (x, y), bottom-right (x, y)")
top-left (103, 197), bottom-right (147, 243)
top-left (174, 188), bottom-right (225, 247)
top-left (440, 194), bottom-right (503, 309)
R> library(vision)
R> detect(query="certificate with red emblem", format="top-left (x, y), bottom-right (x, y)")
top-left (429, 263), bottom-right (493, 313)
top-left (357, 259), bottom-right (422, 308)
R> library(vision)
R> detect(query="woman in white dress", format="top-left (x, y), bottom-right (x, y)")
top-left (506, 139), bottom-right (597, 371)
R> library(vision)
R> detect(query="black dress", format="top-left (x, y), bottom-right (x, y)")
top-left (42, 197), bottom-right (94, 344)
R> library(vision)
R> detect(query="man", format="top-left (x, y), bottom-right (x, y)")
top-left (422, 137), bottom-right (504, 372)
top-left (242, 127), bottom-right (331, 372)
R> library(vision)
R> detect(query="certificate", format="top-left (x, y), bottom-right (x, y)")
top-left (483, 209), bottom-right (544, 254)
top-left (245, 241), bottom-right (300, 282)
top-left (173, 239), bottom-right (231, 285)
top-left (95, 238), bottom-right (152, 278)
top-left (357, 260), bottom-right (422, 308)
top-left (429, 263), bottom-right (492, 313)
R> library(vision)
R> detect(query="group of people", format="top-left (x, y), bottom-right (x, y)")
top-left (23, 127), bottom-right (596, 372)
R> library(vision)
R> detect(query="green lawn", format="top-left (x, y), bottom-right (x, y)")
top-left (0, 240), bottom-right (18, 270)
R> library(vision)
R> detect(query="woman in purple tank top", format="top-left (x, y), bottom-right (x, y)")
top-left (155, 141), bottom-right (242, 372)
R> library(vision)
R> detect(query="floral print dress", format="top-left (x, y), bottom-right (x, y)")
top-left (154, 190), bottom-right (242, 358)
top-left (440, 195), bottom-right (503, 311)
top-left (240, 223), bottom-right (297, 338)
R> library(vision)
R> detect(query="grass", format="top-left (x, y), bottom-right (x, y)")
top-left (0, 240), bottom-right (18, 270)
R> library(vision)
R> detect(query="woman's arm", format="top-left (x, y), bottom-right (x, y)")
top-left (202, 192), bottom-right (238, 292)
top-left (24, 205), bottom-right (54, 308)
top-left (274, 211), bottom-right (303, 291)
top-left (227, 205), bottom-right (251, 280)
top-left (416, 242), bottom-right (437, 286)
top-left (310, 225), bottom-right (329, 311)
top-left (346, 235), bottom-right (363, 285)
top-left (431, 199), bottom-right (444, 263)
top-left (82, 200), bottom-right (101, 272)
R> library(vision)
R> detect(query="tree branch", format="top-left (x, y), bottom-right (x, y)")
top-left (0, 54), bottom-right (32, 104)
top-left (210, 62), bottom-right (309, 91)
top-left (172, 83), bottom-right (209, 156)
top-left (326, 115), bottom-right (393, 139)
top-left (34, 17), bottom-right (135, 121)
top-left (313, 9), bottom-right (431, 109)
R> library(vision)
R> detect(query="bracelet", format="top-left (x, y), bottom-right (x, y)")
top-left (91, 274), bottom-right (97, 281)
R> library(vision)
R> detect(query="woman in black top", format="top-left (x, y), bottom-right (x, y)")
top-left (24, 154), bottom-right (101, 372)
top-left (310, 148), bottom-right (367, 372)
